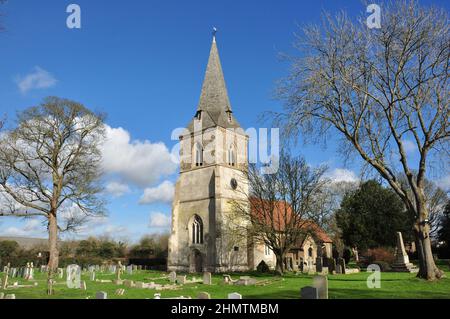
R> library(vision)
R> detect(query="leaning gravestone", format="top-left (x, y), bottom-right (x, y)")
top-left (228, 292), bottom-right (242, 299)
top-left (96, 291), bottom-right (107, 299)
top-left (203, 272), bottom-right (212, 285)
top-left (312, 275), bottom-right (328, 299)
top-left (66, 264), bottom-right (81, 289)
top-left (198, 292), bottom-right (211, 299)
top-left (300, 286), bottom-right (318, 299)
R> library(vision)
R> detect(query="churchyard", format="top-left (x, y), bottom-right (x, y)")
top-left (1, 263), bottom-right (450, 299)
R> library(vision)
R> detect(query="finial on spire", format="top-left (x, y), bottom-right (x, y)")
top-left (212, 27), bottom-right (217, 43)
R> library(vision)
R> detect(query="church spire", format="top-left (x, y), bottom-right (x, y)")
top-left (197, 29), bottom-right (232, 113)
top-left (187, 31), bottom-right (241, 132)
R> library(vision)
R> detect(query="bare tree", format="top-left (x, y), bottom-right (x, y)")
top-left (0, 96), bottom-right (106, 293)
top-left (276, 1), bottom-right (449, 279)
top-left (230, 153), bottom-right (329, 274)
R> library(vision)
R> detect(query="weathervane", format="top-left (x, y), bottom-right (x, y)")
top-left (212, 27), bottom-right (217, 41)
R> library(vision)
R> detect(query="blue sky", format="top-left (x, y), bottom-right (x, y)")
top-left (0, 0), bottom-right (449, 242)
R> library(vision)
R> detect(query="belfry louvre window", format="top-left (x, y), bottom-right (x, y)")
top-left (192, 215), bottom-right (203, 244)
top-left (195, 143), bottom-right (203, 166)
top-left (227, 146), bottom-right (235, 166)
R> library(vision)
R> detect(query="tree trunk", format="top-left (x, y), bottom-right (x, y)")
top-left (275, 253), bottom-right (285, 275)
top-left (47, 212), bottom-right (59, 295)
top-left (415, 224), bottom-right (443, 280)
top-left (414, 201), bottom-right (444, 280)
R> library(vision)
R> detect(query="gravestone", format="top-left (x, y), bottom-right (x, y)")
top-left (316, 257), bottom-right (323, 273)
top-left (335, 260), bottom-right (342, 274)
top-left (328, 258), bottom-right (336, 274)
top-left (176, 275), bottom-right (186, 284)
top-left (203, 272), bottom-right (212, 285)
top-left (66, 264), bottom-right (81, 289)
top-left (154, 293), bottom-right (161, 299)
top-left (312, 275), bottom-right (328, 299)
top-left (90, 271), bottom-right (96, 281)
top-left (169, 271), bottom-right (177, 283)
top-left (198, 292), bottom-right (211, 299)
top-left (80, 280), bottom-right (87, 290)
top-left (300, 286), bottom-right (318, 299)
top-left (96, 291), bottom-right (107, 299)
top-left (4, 294), bottom-right (16, 299)
top-left (228, 292), bottom-right (242, 299)
top-left (127, 265), bottom-right (133, 275)
top-left (338, 258), bottom-right (346, 275)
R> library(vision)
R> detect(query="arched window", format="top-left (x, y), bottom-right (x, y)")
top-left (308, 247), bottom-right (313, 257)
top-left (227, 146), bottom-right (235, 166)
top-left (192, 215), bottom-right (203, 244)
top-left (194, 143), bottom-right (203, 167)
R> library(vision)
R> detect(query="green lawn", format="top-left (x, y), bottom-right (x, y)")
top-left (1, 268), bottom-right (450, 299)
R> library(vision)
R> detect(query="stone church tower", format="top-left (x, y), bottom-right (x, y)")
top-left (167, 34), bottom-right (249, 273)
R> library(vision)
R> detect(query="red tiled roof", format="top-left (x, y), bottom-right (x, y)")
top-left (249, 197), bottom-right (332, 243)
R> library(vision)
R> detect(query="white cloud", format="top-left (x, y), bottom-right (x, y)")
top-left (149, 212), bottom-right (171, 228)
top-left (101, 126), bottom-right (177, 188)
top-left (326, 168), bottom-right (359, 183)
top-left (1, 219), bottom-right (45, 237)
top-left (436, 175), bottom-right (450, 191)
top-left (15, 66), bottom-right (57, 93)
top-left (402, 139), bottom-right (417, 154)
top-left (139, 180), bottom-right (174, 205)
top-left (105, 181), bottom-right (130, 197)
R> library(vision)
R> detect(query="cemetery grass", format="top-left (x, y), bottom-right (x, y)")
top-left (1, 268), bottom-right (450, 299)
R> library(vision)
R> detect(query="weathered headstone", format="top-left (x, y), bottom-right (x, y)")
top-left (127, 265), bottom-right (133, 275)
top-left (66, 264), bottom-right (81, 289)
top-left (96, 291), bottom-right (107, 299)
top-left (197, 292), bottom-right (211, 299)
top-left (80, 280), bottom-right (87, 290)
top-left (90, 271), bottom-right (96, 281)
top-left (169, 271), bottom-right (177, 283)
top-left (312, 275), bottom-right (328, 299)
top-left (228, 292), bottom-right (242, 299)
top-left (300, 286), bottom-right (318, 299)
top-left (203, 272), bottom-right (212, 285)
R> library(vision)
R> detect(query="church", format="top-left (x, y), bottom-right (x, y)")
top-left (167, 34), bottom-right (332, 273)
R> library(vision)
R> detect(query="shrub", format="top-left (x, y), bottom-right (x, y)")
top-left (364, 247), bottom-right (395, 264)
top-left (256, 260), bottom-right (270, 273)
top-left (343, 247), bottom-right (353, 264)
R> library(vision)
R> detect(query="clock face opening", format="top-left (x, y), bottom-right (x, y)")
top-left (230, 178), bottom-right (238, 190)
